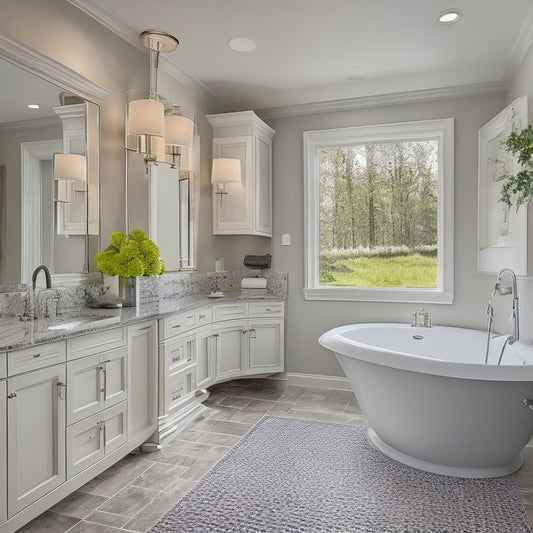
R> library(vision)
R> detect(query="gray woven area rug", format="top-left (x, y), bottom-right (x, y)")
top-left (150, 416), bottom-right (532, 533)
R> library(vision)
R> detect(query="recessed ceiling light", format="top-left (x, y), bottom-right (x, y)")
top-left (438, 9), bottom-right (462, 24)
top-left (228, 37), bottom-right (256, 52)
top-left (27, 104), bottom-right (40, 109)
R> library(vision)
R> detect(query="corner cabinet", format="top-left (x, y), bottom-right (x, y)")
top-left (207, 111), bottom-right (275, 236)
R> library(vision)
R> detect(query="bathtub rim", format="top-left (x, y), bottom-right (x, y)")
top-left (319, 323), bottom-right (533, 381)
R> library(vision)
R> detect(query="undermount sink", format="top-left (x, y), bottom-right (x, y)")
top-left (45, 312), bottom-right (120, 332)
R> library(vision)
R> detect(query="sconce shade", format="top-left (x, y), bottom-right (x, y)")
top-left (211, 158), bottom-right (241, 184)
top-left (127, 98), bottom-right (164, 137)
top-left (53, 153), bottom-right (86, 181)
top-left (165, 114), bottom-right (194, 147)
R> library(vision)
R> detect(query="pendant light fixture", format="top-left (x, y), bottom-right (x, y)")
top-left (126, 30), bottom-right (195, 168)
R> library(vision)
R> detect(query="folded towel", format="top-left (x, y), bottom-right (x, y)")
top-left (241, 277), bottom-right (267, 289)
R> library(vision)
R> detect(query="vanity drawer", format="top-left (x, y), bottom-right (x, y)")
top-left (161, 334), bottom-right (195, 379)
top-left (0, 353), bottom-right (6, 379)
top-left (166, 368), bottom-right (196, 415)
top-left (159, 312), bottom-right (197, 341)
top-left (248, 301), bottom-right (284, 317)
top-left (68, 326), bottom-right (126, 361)
top-left (8, 341), bottom-right (66, 375)
top-left (195, 306), bottom-right (212, 327)
top-left (213, 302), bottom-right (247, 321)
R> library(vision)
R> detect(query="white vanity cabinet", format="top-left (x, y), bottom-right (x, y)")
top-left (0, 355), bottom-right (6, 525)
top-left (207, 111), bottom-right (275, 237)
top-left (212, 322), bottom-right (247, 382)
top-left (66, 346), bottom-right (127, 425)
top-left (127, 321), bottom-right (158, 439)
top-left (196, 326), bottom-right (215, 389)
top-left (65, 328), bottom-right (128, 480)
top-left (7, 360), bottom-right (66, 517)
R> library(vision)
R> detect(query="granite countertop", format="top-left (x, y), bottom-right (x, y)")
top-left (0, 292), bottom-right (283, 352)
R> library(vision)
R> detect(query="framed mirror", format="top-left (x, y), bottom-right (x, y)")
top-left (149, 166), bottom-right (196, 271)
top-left (0, 32), bottom-right (107, 286)
top-left (127, 132), bottom-right (200, 272)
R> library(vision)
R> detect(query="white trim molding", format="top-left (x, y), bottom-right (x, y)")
top-left (285, 372), bottom-right (351, 391)
top-left (0, 32), bottom-right (109, 103)
top-left (303, 118), bottom-right (454, 304)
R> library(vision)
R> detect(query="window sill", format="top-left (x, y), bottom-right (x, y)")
top-left (303, 286), bottom-right (454, 304)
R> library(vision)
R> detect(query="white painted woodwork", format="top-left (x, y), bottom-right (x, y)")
top-left (165, 366), bottom-right (196, 416)
top-left (196, 327), bottom-right (214, 389)
top-left (208, 111), bottom-right (274, 237)
top-left (8, 341), bottom-right (66, 376)
top-left (7, 364), bottom-right (66, 517)
top-left (213, 302), bottom-right (247, 321)
top-left (0, 353), bottom-right (7, 379)
top-left (67, 327), bottom-right (126, 361)
top-left (247, 319), bottom-right (284, 373)
top-left (0, 380), bottom-right (6, 524)
top-left (66, 346), bottom-right (127, 425)
top-left (213, 323), bottom-right (246, 381)
top-left (127, 321), bottom-right (158, 438)
top-left (247, 301), bottom-right (284, 317)
top-left (66, 400), bottom-right (127, 478)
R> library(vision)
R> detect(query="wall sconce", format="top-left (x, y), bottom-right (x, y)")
top-left (126, 30), bottom-right (194, 169)
top-left (53, 153), bottom-right (87, 202)
top-left (211, 158), bottom-right (241, 195)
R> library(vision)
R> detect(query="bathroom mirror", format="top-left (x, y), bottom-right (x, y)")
top-left (0, 34), bottom-right (106, 286)
top-left (149, 166), bottom-right (196, 271)
top-left (127, 132), bottom-right (200, 272)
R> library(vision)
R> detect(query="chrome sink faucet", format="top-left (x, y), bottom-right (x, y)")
top-left (411, 307), bottom-right (431, 327)
top-left (31, 265), bottom-right (52, 319)
top-left (32, 264), bottom-right (51, 290)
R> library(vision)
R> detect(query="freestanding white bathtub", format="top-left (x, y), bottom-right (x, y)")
top-left (319, 323), bottom-right (533, 478)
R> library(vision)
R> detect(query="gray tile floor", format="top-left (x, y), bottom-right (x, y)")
top-left (17, 378), bottom-right (533, 532)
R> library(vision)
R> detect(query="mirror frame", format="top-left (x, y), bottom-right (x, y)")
top-left (0, 31), bottom-right (109, 286)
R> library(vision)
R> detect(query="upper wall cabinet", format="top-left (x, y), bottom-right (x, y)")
top-left (207, 111), bottom-right (275, 237)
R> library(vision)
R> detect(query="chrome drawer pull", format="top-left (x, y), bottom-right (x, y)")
top-left (7, 393), bottom-right (16, 399)
top-left (32, 353), bottom-right (41, 358)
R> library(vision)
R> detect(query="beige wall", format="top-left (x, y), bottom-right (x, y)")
top-left (266, 94), bottom-right (507, 376)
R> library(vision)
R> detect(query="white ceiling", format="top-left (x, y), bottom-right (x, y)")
top-left (70, 0), bottom-right (533, 113)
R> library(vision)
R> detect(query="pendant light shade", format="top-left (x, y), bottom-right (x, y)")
top-left (165, 114), bottom-right (194, 147)
top-left (127, 99), bottom-right (164, 137)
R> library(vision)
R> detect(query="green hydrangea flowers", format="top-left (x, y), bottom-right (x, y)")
top-left (95, 229), bottom-right (165, 277)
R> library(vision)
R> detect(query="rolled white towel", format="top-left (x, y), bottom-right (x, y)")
top-left (241, 277), bottom-right (267, 289)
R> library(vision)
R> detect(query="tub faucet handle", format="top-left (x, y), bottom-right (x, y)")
top-left (411, 308), bottom-right (431, 327)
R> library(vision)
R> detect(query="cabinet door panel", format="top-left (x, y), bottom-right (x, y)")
top-left (128, 321), bottom-right (157, 438)
top-left (66, 413), bottom-right (104, 478)
top-left (103, 401), bottom-right (127, 455)
top-left (0, 381), bottom-right (6, 524)
top-left (196, 329), bottom-right (214, 389)
top-left (8, 365), bottom-right (66, 516)
top-left (103, 347), bottom-right (127, 409)
top-left (214, 324), bottom-right (245, 381)
top-left (248, 319), bottom-right (284, 373)
top-left (67, 355), bottom-right (102, 425)
top-left (212, 137), bottom-right (252, 232)
top-left (255, 136), bottom-right (272, 234)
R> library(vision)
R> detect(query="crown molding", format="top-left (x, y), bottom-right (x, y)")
top-left (256, 81), bottom-right (507, 120)
top-left (67, 0), bottom-right (222, 111)
top-left (0, 116), bottom-right (60, 134)
top-left (0, 32), bottom-right (109, 103)
top-left (503, 5), bottom-right (533, 83)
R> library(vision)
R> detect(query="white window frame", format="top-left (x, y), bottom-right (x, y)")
top-left (303, 118), bottom-right (454, 304)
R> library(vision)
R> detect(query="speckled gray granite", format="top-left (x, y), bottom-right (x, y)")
top-left (0, 271), bottom-right (287, 352)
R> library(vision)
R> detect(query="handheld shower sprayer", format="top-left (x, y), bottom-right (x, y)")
top-left (495, 268), bottom-right (519, 344)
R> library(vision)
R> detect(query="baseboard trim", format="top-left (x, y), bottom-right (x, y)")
top-left (282, 372), bottom-right (351, 391)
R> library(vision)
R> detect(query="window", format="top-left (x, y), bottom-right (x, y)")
top-left (304, 118), bottom-right (454, 303)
